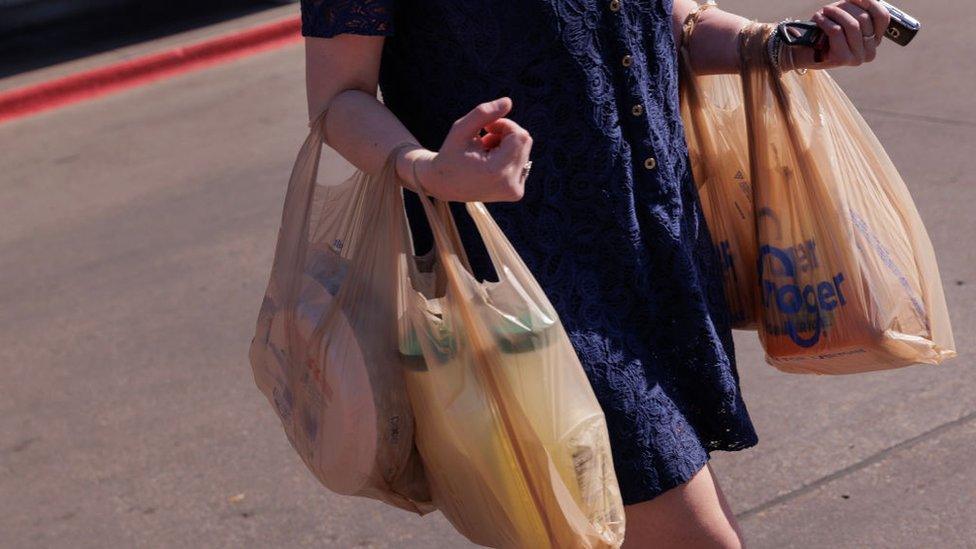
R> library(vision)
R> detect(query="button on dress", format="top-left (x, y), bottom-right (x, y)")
top-left (302, 0), bottom-right (758, 504)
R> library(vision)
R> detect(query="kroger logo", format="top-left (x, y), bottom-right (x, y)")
top-left (758, 241), bottom-right (848, 348)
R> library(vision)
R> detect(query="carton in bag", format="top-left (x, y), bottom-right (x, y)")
top-left (738, 23), bottom-right (955, 374)
top-left (679, 52), bottom-right (758, 329)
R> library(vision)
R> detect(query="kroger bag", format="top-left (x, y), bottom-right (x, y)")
top-left (249, 116), bottom-right (431, 512)
top-left (679, 3), bottom-right (757, 329)
top-left (738, 23), bottom-right (955, 374)
top-left (398, 185), bottom-right (625, 547)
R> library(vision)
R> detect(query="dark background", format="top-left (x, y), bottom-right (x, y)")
top-left (0, 0), bottom-right (294, 78)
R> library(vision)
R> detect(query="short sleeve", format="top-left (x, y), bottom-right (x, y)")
top-left (301, 0), bottom-right (395, 38)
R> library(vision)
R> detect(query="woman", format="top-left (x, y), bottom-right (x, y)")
top-left (301, 0), bottom-right (891, 546)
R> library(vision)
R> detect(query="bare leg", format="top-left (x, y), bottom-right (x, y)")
top-left (621, 464), bottom-right (744, 549)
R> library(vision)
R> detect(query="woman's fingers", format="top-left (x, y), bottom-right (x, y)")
top-left (853, 0), bottom-right (891, 46)
top-left (481, 118), bottom-right (531, 169)
top-left (480, 118), bottom-right (520, 150)
top-left (811, 12), bottom-right (844, 64)
top-left (811, 0), bottom-right (892, 67)
top-left (838, 1), bottom-right (879, 61)
top-left (861, 37), bottom-right (878, 63)
top-left (484, 118), bottom-right (520, 137)
top-left (439, 99), bottom-right (532, 202)
top-left (489, 128), bottom-right (532, 172)
top-left (823, 4), bottom-right (866, 64)
top-left (449, 97), bottom-right (513, 144)
top-left (487, 128), bottom-right (532, 199)
top-left (481, 132), bottom-right (503, 150)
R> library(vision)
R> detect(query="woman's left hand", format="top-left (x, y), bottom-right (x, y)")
top-left (791, 0), bottom-right (892, 70)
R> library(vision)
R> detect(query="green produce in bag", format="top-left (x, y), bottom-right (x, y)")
top-left (399, 181), bottom-right (626, 548)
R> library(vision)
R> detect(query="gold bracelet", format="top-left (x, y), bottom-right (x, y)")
top-left (410, 152), bottom-right (428, 194)
top-left (682, 1), bottom-right (718, 56)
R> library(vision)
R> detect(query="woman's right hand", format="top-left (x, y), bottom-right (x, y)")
top-left (399, 97), bottom-right (533, 203)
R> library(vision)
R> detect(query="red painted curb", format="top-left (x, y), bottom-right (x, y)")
top-left (0, 16), bottom-right (302, 124)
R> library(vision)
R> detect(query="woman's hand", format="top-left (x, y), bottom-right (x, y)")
top-left (398, 97), bottom-right (533, 203)
top-left (791, 0), bottom-right (892, 70)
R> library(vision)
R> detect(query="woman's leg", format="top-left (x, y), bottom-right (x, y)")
top-left (621, 464), bottom-right (744, 549)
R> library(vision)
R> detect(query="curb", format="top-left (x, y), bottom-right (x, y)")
top-left (0, 16), bottom-right (302, 124)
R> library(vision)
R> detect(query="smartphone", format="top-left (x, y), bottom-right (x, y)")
top-left (878, 0), bottom-right (921, 46)
top-left (778, 1), bottom-right (921, 61)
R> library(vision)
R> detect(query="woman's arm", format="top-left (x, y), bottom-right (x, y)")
top-left (305, 35), bottom-right (415, 177)
top-left (306, 34), bottom-right (532, 203)
top-left (673, 0), bottom-right (893, 75)
top-left (671, 0), bottom-right (748, 75)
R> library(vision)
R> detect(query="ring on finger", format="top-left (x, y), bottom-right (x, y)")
top-left (520, 161), bottom-right (533, 181)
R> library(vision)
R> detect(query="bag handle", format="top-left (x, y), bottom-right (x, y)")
top-left (273, 114), bottom-right (328, 315)
top-left (679, 3), bottom-right (727, 191)
top-left (412, 178), bottom-right (552, 317)
top-left (410, 180), bottom-right (470, 288)
top-left (410, 181), bottom-right (570, 546)
top-left (464, 202), bottom-right (557, 318)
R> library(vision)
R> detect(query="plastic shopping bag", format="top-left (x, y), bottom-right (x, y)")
top-left (249, 116), bottom-right (431, 512)
top-left (399, 187), bottom-right (625, 547)
top-left (738, 23), bottom-right (955, 374)
top-left (679, 12), bottom-right (757, 329)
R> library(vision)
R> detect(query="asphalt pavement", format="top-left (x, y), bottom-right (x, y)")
top-left (1, 1), bottom-right (973, 547)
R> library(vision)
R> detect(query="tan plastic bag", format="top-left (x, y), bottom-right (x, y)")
top-left (249, 117), bottom-right (431, 512)
top-left (399, 185), bottom-right (625, 547)
top-left (738, 23), bottom-right (956, 373)
top-left (679, 7), bottom-right (758, 329)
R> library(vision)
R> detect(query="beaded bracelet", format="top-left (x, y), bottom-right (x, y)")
top-left (767, 23), bottom-right (784, 72)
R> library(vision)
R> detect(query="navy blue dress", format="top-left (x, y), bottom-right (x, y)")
top-left (302, 0), bottom-right (758, 504)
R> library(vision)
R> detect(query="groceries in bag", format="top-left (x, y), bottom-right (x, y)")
top-left (738, 23), bottom-right (955, 374)
top-left (400, 186), bottom-right (626, 548)
top-left (679, 5), bottom-right (758, 329)
top-left (249, 118), bottom-right (431, 512)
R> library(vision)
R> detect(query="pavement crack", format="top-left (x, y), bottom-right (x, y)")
top-left (737, 409), bottom-right (976, 520)
top-left (860, 107), bottom-right (976, 128)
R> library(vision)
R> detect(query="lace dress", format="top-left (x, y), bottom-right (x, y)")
top-left (302, 0), bottom-right (758, 504)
